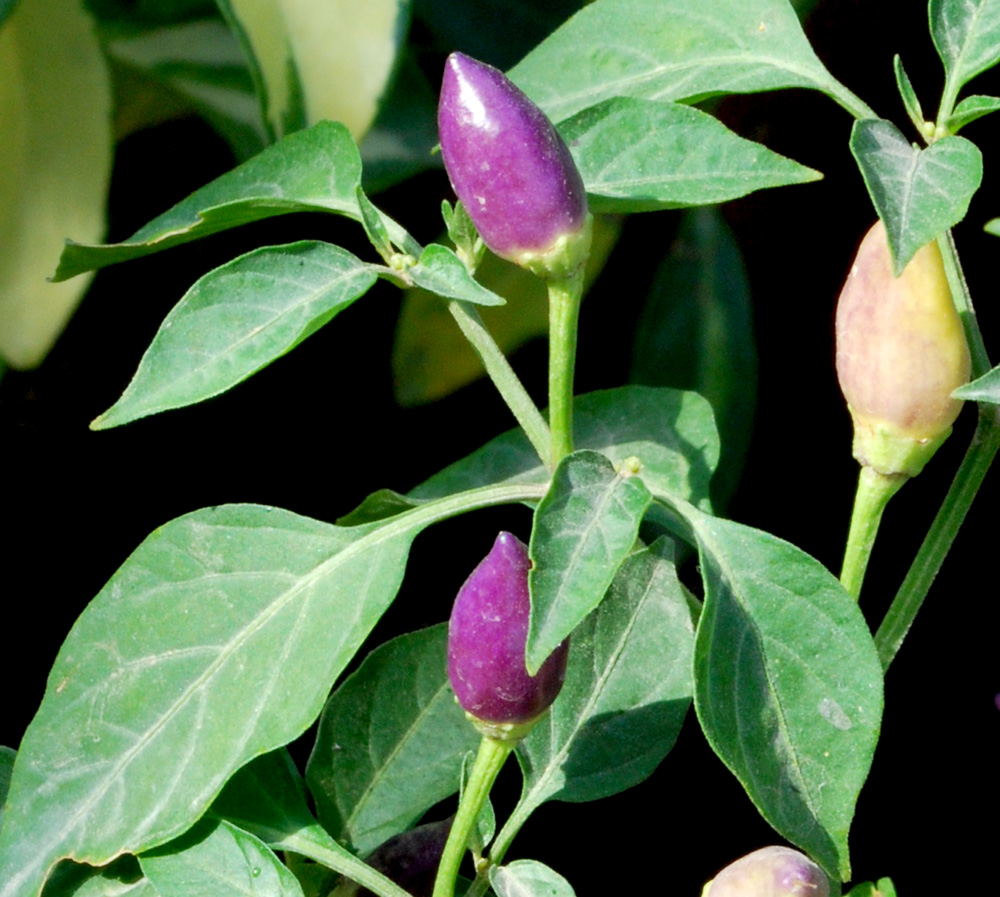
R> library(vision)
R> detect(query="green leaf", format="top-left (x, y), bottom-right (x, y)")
top-left (218, 0), bottom-right (411, 142)
top-left (409, 245), bottom-right (507, 306)
top-left (843, 879), bottom-right (897, 897)
top-left (140, 818), bottom-right (304, 897)
top-left (931, 0), bottom-right (1000, 92)
top-left (106, 19), bottom-right (267, 160)
top-left (672, 500), bottom-right (882, 881)
top-left (946, 94), bottom-right (1000, 132)
top-left (559, 97), bottom-right (821, 213)
top-left (850, 118), bottom-right (982, 274)
top-left (509, 0), bottom-right (863, 124)
top-left (893, 54), bottom-right (926, 135)
top-left (210, 749), bottom-right (318, 846)
top-left (490, 860), bottom-right (575, 897)
top-left (412, 386), bottom-right (719, 515)
top-left (0, 0), bottom-right (112, 368)
top-left (629, 207), bottom-right (756, 508)
top-left (0, 485), bottom-right (548, 897)
top-left (211, 750), bottom-right (412, 897)
top-left (53, 120), bottom-right (418, 282)
top-left (306, 624), bottom-right (480, 855)
top-left (515, 539), bottom-right (694, 815)
top-left (357, 186), bottom-right (395, 260)
top-left (952, 363), bottom-right (1000, 402)
top-left (527, 451), bottom-right (652, 673)
top-left (0, 0), bottom-right (18, 28)
top-left (0, 746), bottom-right (14, 833)
top-left (337, 489), bottom-right (424, 526)
top-left (91, 241), bottom-right (378, 429)
top-left (39, 857), bottom-right (155, 897)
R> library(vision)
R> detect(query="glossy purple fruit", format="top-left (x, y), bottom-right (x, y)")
top-left (447, 532), bottom-right (568, 732)
top-left (703, 846), bottom-right (830, 897)
top-left (437, 52), bottom-right (588, 267)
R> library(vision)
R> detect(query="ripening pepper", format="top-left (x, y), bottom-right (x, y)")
top-left (447, 532), bottom-right (568, 740)
top-left (835, 221), bottom-right (971, 477)
top-left (701, 846), bottom-right (830, 897)
top-left (437, 52), bottom-right (591, 280)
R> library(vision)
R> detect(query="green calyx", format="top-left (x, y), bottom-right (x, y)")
top-left (464, 710), bottom-right (542, 745)
top-left (514, 213), bottom-right (594, 281)
top-left (849, 405), bottom-right (953, 478)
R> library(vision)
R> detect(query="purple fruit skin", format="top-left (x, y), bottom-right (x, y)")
top-left (706, 846), bottom-right (830, 897)
top-left (437, 52), bottom-right (588, 260)
top-left (447, 532), bottom-right (569, 724)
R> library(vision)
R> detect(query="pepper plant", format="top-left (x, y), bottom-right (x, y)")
top-left (1, 2), bottom-right (999, 896)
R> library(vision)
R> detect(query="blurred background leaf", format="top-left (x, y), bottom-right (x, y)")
top-left (0, 0), bottom-right (112, 369)
top-left (629, 207), bottom-right (756, 509)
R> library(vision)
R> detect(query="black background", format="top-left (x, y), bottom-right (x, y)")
top-left (3, 1), bottom-right (998, 893)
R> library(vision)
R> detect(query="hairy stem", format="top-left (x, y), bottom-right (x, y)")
top-left (547, 269), bottom-right (585, 468)
top-left (874, 231), bottom-right (997, 669)
top-left (448, 299), bottom-right (552, 467)
top-left (431, 736), bottom-right (513, 897)
top-left (840, 466), bottom-right (907, 601)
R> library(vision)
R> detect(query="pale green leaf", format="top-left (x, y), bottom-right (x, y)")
top-left (107, 19), bottom-right (267, 159)
top-left (219, 0), bottom-right (411, 141)
top-left (413, 386), bottom-right (719, 516)
top-left (490, 860), bottom-right (575, 897)
top-left (509, 0), bottom-right (865, 123)
top-left (54, 120), bottom-right (419, 282)
top-left (140, 818), bottom-right (303, 897)
top-left (560, 97), bottom-right (821, 213)
top-left (515, 540), bottom-right (694, 813)
top-left (91, 241), bottom-right (378, 429)
top-left (893, 54), bottom-right (926, 135)
top-left (0, 0), bottom-right (112, 368)
top-left (669, 499), bottom-right (883, 881)
top-left (409, 245), bottom-right (507, 306)
top-left (527, 451), bottom-right (652, 673)
top-left (931, 0), bottom-right (1000, 91)
top-left (946, 94), bottom-right (1000, 132)
top-left (0, 484), bottom-right (548, 897)
top-left (952, 363), bottom-right (1000, 402)
top-left (306, 625), bottom-right (479, 855)
top-left (850, 118), bottom-right (982, 274)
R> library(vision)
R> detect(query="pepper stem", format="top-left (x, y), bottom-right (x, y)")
top-left (431, 736), bottom-right (513, 897)
top-left (447, 299), bottom-right (551, 466)
top-left (840, 464), bottom-right (907, 601)
top-left (547, 268), bottom-right (585, 469)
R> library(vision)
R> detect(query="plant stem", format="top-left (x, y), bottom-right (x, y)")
top-left (938, 230), bottom-right (990, 379)
top-left (873, 230), bottom-right (998, 669)
top-left (875, 404), bottom-right (1000, 670)
top-left (432, 736), bottom-right (513, 897)
top-left (547, 269), bottom-right (585, 468)
top-left (823, 79), bottom-right (878, 121)
top-left (448, 299), bottom-right (552, 467)
top-left (840, 465), bottom-right (907, 601)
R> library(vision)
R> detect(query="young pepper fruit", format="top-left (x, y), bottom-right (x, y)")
top-left (835, 220), bottom-right (971, 477)
top-left (447, 532), bottom-right (569, 741)
top-left (701, 846), bottom-right (830, 897)
top-left (437, 52), bottom-right (591, 280)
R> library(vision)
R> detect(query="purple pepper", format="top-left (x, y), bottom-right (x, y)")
top-left (437, 52), bottom-right (590, 277)
top-left (447, 532), bottom-right (568, 738)
top-left (703, 846), bottom-right (830, 897)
